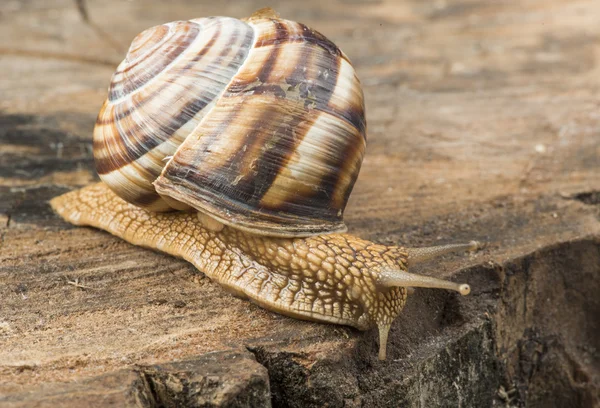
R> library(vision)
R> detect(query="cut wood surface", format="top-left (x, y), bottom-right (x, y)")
top-left (1, 0), bottom-right (599, 406)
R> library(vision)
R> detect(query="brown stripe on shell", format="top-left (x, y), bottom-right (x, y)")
top-left (227, 19), bottom-right (290, 92)
top-left (255, 25), bottom-right (365, 217)
top-left (155, 18), bottom-right (287, 176)
top-left (207, 21), bottom-right (304, 201)
top-left (111, 20), bottom-right (217, 101)
top-left (207, 99), bottom-right (306, 203)
top-left (335, 137), bottom-right (365, 208)
top-left (255, 41), bottom-right (364, 214)
top-left (344, 103), bottom-right (366, 141)
top-left (94, 101), bottom-right (124, 175)
top-left (324, 58), bottom-right (366, 141)
top-left (95, 20), bottom-right (255, 175)
top-left (259, 110), bottom-right (365, 217)
top-left (257, 19), bottom-right (288, 82)
top-left (159, 20), bottom-right (341, 202)
top-left (95, 21), bottom-right (253, 127)
top-left (94, 17), bottom-right (255, 211)
top-left (311, 78), bottom-right (366, 211)
top-left (98, 159), bottom-right (171, 211)
top-left (155, 18), bottom-right (363, 235)
top-left (296, 23), bottom-right (351, 65)
top-left (127, 24), bottom-right (169, 61)
top-left (109, 22), bottom-right (200, 102)
top-left (311, 122), bottom-right (365, 212)
top-left (249, 48), bottom-right (341, 205)
top-left (256, 21), bottom-right (350, 64)
top-left (241, 22), bottom-right (342, 200)
top-left (319, 92), bottom-right (366, 141)
top-left (99, 21), bottom-right (222, 172)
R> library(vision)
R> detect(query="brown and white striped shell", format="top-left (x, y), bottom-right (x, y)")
top-left (93, 8), bottom-right (366, 237)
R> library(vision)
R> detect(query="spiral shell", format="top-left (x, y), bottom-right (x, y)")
top-left (93, 9), bottom-right (366, 237)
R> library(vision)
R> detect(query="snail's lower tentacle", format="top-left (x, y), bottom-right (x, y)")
top-left (378, 324), bottom-right (391, 361)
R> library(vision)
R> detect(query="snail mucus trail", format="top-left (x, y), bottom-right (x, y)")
top-left (50, 8), bottom-right (479, 360)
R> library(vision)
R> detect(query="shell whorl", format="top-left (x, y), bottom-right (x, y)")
top-left (93, 13), bottom-right (366, 237)
top-left (94, 17), bottom-right (254, 211)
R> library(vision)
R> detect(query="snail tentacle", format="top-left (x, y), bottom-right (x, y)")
top-left (378, 268), bottom-right (471, 296)
top-left (405, 241), bottom-right (480, 266)
top-left (378, 324), bottom-right (391, 361)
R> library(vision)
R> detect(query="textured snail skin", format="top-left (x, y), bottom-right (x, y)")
top-left (51, 183), bottom-right (406, 329)
top-left (51, 183), bottom-right (474, 360)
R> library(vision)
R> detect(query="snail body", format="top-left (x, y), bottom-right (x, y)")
top-left (51, 9), bottom-right (478, 360)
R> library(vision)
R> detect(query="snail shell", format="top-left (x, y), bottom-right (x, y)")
top-left (93, 9), bottom-right (366, 237)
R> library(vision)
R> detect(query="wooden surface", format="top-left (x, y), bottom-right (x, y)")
top-left (1, 0), bottom-right (599, 406)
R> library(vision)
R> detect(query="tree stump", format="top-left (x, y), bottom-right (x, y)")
top-left (1, 1), bottom-right (599, 406)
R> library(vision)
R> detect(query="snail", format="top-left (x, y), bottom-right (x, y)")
top-left (50, 8), bottom-right (479, 360)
